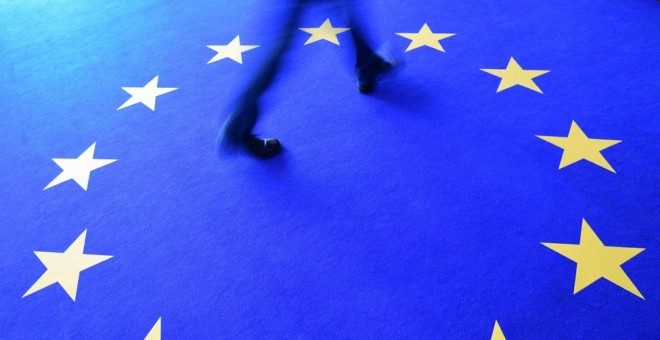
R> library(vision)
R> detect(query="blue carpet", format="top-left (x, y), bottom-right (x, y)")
top-left (1, 0), bottom-right (659, 338)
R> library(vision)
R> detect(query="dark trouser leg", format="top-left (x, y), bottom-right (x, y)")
top-left (343, 0), bottom-right (377, 70)
top-left (221, 1), bottom-right (306, 142)
top-left (342, 0), bottom-right (391, 93)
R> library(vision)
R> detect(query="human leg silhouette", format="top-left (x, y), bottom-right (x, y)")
top-left (343, 0), bottom-right (398, 93)
top-left (219, 1), bottom-right (306, 158)
top-left (218, 0), bottom-right (398, 158)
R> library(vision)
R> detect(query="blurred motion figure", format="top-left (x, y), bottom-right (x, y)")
top-left (218, 0), bottom-right (399, 158)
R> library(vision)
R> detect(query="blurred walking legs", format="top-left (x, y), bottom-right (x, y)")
top-left (219, 0), bottom-right (396, 158)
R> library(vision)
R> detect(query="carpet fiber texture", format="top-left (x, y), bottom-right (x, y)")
top-left (1, 0), bottom-right (658, 338)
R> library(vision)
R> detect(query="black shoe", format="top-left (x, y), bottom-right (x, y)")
top-left (242, 135), bottom-right (282, 158)
top-left (357, 45), bottom-right (403, 94)
top-left (357, 57), bottom-right (394, 94)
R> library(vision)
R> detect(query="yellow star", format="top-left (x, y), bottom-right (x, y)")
top-left (207, 36), bottom-right (259, 64)
top-left (537, 121), bottom-right (621, 173)
top-left (299, 18), bottom-right (350, 45)
top-left (542, 219), bottom-right (645, 299)
top-left (491, 320), bottom-right (506, 340)
top-left (481, 57), bottom-right (549, 93)
top-left (145, 317), bottom-right (162, 340)
top-left (396, 23), bottom-right (455, 52)
top-left (23, 230), bottom-right (112, 301)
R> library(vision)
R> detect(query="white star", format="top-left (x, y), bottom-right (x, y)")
top-left (23, 230), bottom-right (112, 301)
top-left (44, 142), bottom-right (117, 191)
top-left (207, 36), bottom-right (259, 64)
top-left (117, 75), bottom-right (177, 111)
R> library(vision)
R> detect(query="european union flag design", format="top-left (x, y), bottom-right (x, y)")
top-left (1, 1), bottom-right (658, 338)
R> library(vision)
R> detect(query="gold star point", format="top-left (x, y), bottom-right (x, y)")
top-left (491, 320), bottom-right (506, 340)
top-left (481, 57), bottom-right (549, 93)
top-left (145, 317), bottom-right (162, 340)
top-left (537, 121), bottom-right (621, 172)
top-left (542, 219), bottom-right (645, 299)
top-left (299, 18), bottom-right (350, 45)
top-left (23, 230), bottom-right (112, 301)
top-left (396, 23), bottom-right (455, 52)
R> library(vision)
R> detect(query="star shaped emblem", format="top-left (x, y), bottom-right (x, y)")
top-left (117, 75), bottom-right (177, 111)
top-left (542, 219), bottom-right (645, 299)
top-left (44, 142), bottom-right (117, 191)
top-left (481, 57), bottom-right (549, 93)
top-left (537, 121), bottom-right (621, 173)
top-left (207, 36), bottom-right (259, 64)
top-left (395, 23), bottom-right (455, 52)
top-left (23, 230), bottom-right (113, 301)
top-left (299, 18), bottom-right (350, 45)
